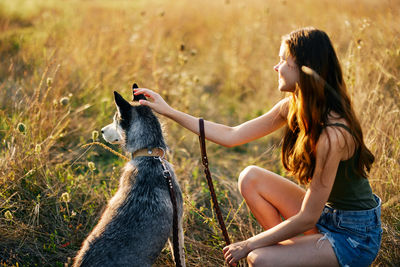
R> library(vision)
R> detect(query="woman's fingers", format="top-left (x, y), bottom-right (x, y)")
top-left (223, 246), bottom-right (237, 266)
top-left (226, 254), bottom-right (238, 266)
top-left (223, 241), bottom-right (251, 266)
top-left (223, 246), bottom-right (229, 255)
top-left (134, 88), bottom-right (156, 99)
top-left (134, 88), bottom-right (159, 104)
top-left (225, 253), bottom-right (233, 265)
top-left (132, 88), bottom-right (172, 115)
top-left (138, 99), bottom-right (151, 107)
top-left (223, 246), bottom-right (230, 262)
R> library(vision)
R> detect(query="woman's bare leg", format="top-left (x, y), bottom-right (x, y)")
top-left (238, 165), bottom-right (318, 234)
top-left (247, 234), bottom-right (339, 267)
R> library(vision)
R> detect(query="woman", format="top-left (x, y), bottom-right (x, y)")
top-left (134, 27), bottom-right (382, 267)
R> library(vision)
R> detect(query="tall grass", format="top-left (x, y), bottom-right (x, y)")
top-left (0, 0), bottom-right (399, 266)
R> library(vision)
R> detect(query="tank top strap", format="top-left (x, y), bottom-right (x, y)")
top-left (324, 123), bottom-right (353, 136)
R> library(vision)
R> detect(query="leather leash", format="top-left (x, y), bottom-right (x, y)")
top-left (198, 118), bottom-right (231, 246)
top-left (158, 157), bottom-right (182, 267)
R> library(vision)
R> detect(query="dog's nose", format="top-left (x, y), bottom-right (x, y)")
top-left (101, 130), bottom-right (104, 134)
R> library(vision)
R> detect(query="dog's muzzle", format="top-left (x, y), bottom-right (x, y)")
top-left (101, 122), bottom-right (123, 144)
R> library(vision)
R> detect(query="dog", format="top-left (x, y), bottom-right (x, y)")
top-left (73, 85), bottom-right (185, 267)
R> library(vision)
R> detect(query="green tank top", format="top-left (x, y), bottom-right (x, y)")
top-left (324, 123), bottom-right (377, 210)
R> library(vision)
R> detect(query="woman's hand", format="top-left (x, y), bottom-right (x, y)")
top-left (223, 240), bottom-right (252, 266)
top-left (133, 88), bottom-right (173, 116)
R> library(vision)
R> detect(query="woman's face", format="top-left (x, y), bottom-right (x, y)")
top-left (274, 43), bottom-right (300, 92)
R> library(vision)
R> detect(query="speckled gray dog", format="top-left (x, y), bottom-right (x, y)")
top-left (73, 88), bottom-right (184, 267)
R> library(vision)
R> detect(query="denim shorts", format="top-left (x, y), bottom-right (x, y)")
top-left (316, 195), bottom-right (382, 267)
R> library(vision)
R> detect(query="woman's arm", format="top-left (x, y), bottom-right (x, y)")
top-left (134, 88), bottom-right (289, 147)
top-left (223, 128), bottom-right (344, 264)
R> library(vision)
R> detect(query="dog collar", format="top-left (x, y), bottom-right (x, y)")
top-left (131, 147), bottom-right (165, 159)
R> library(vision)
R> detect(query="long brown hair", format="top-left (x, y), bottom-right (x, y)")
top-left (281, 27), bottom-right (374, 184)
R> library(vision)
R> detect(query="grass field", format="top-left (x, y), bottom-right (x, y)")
top-left (0, 0), bottom-right (399, 266)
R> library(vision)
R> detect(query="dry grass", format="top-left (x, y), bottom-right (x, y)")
top-left (0, 0), bottom-right (399, 266)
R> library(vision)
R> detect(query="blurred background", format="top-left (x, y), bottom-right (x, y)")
top-left (0, 0), bottom-right (399, 266)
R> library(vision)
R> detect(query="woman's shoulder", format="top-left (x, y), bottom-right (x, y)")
top-left (320, 114), bottom-right (356, 161)
top-left (274, 97), bottom-right (291, 119)
top-left (323, 113), bottom-right (352, 138)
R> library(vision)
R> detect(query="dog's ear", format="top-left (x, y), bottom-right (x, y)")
top-left (132, 83), bottom-right (147, 102)
top-left (114, 91), bottom-right (131, 118)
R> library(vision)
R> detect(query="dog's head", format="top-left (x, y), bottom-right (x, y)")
top-left (101, 83), bottom-right (166, 152)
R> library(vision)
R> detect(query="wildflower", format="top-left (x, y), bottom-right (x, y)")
top-left (88, 161), bottom-right (96, 171)
top-left (35, 144), bottom-right (41, 154)
top-left (4, 210), bottom-right (13, 220)
top-left (60, 97), bottom-right (69, 106)
top-left (26, 169), bottom-right (35, 176)
top-left (17, 122), bottom-right (26, 133)
top-left (61, 192), bottom-right (70, 203)
top-left (92, 130), bottom-right (99, 141)
top-left (357, 39), bottom-right (363, 49)
top-left (190, 49), bottom-right (198, 56)
top-left (178, 54), bottom-right (188, 65)
top-left (129, 33), bottom-right (139, 43)
top-left (47, 77), bottom-right (53, 86)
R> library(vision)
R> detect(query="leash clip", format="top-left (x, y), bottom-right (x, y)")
top-left (156, 147), bottom-right (166, 162)
top-left (163, 169), bottom-right (172, 179)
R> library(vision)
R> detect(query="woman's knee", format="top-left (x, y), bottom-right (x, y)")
top-left (238, 165), bottom-right (259, 194)
top-left (247, 249), bottom-right (273, 267)
top-left (247, 250), bottom-right (258, 266)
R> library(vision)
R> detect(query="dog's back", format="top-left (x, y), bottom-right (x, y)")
top-left (74, 160), bottom-right (182, 266)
